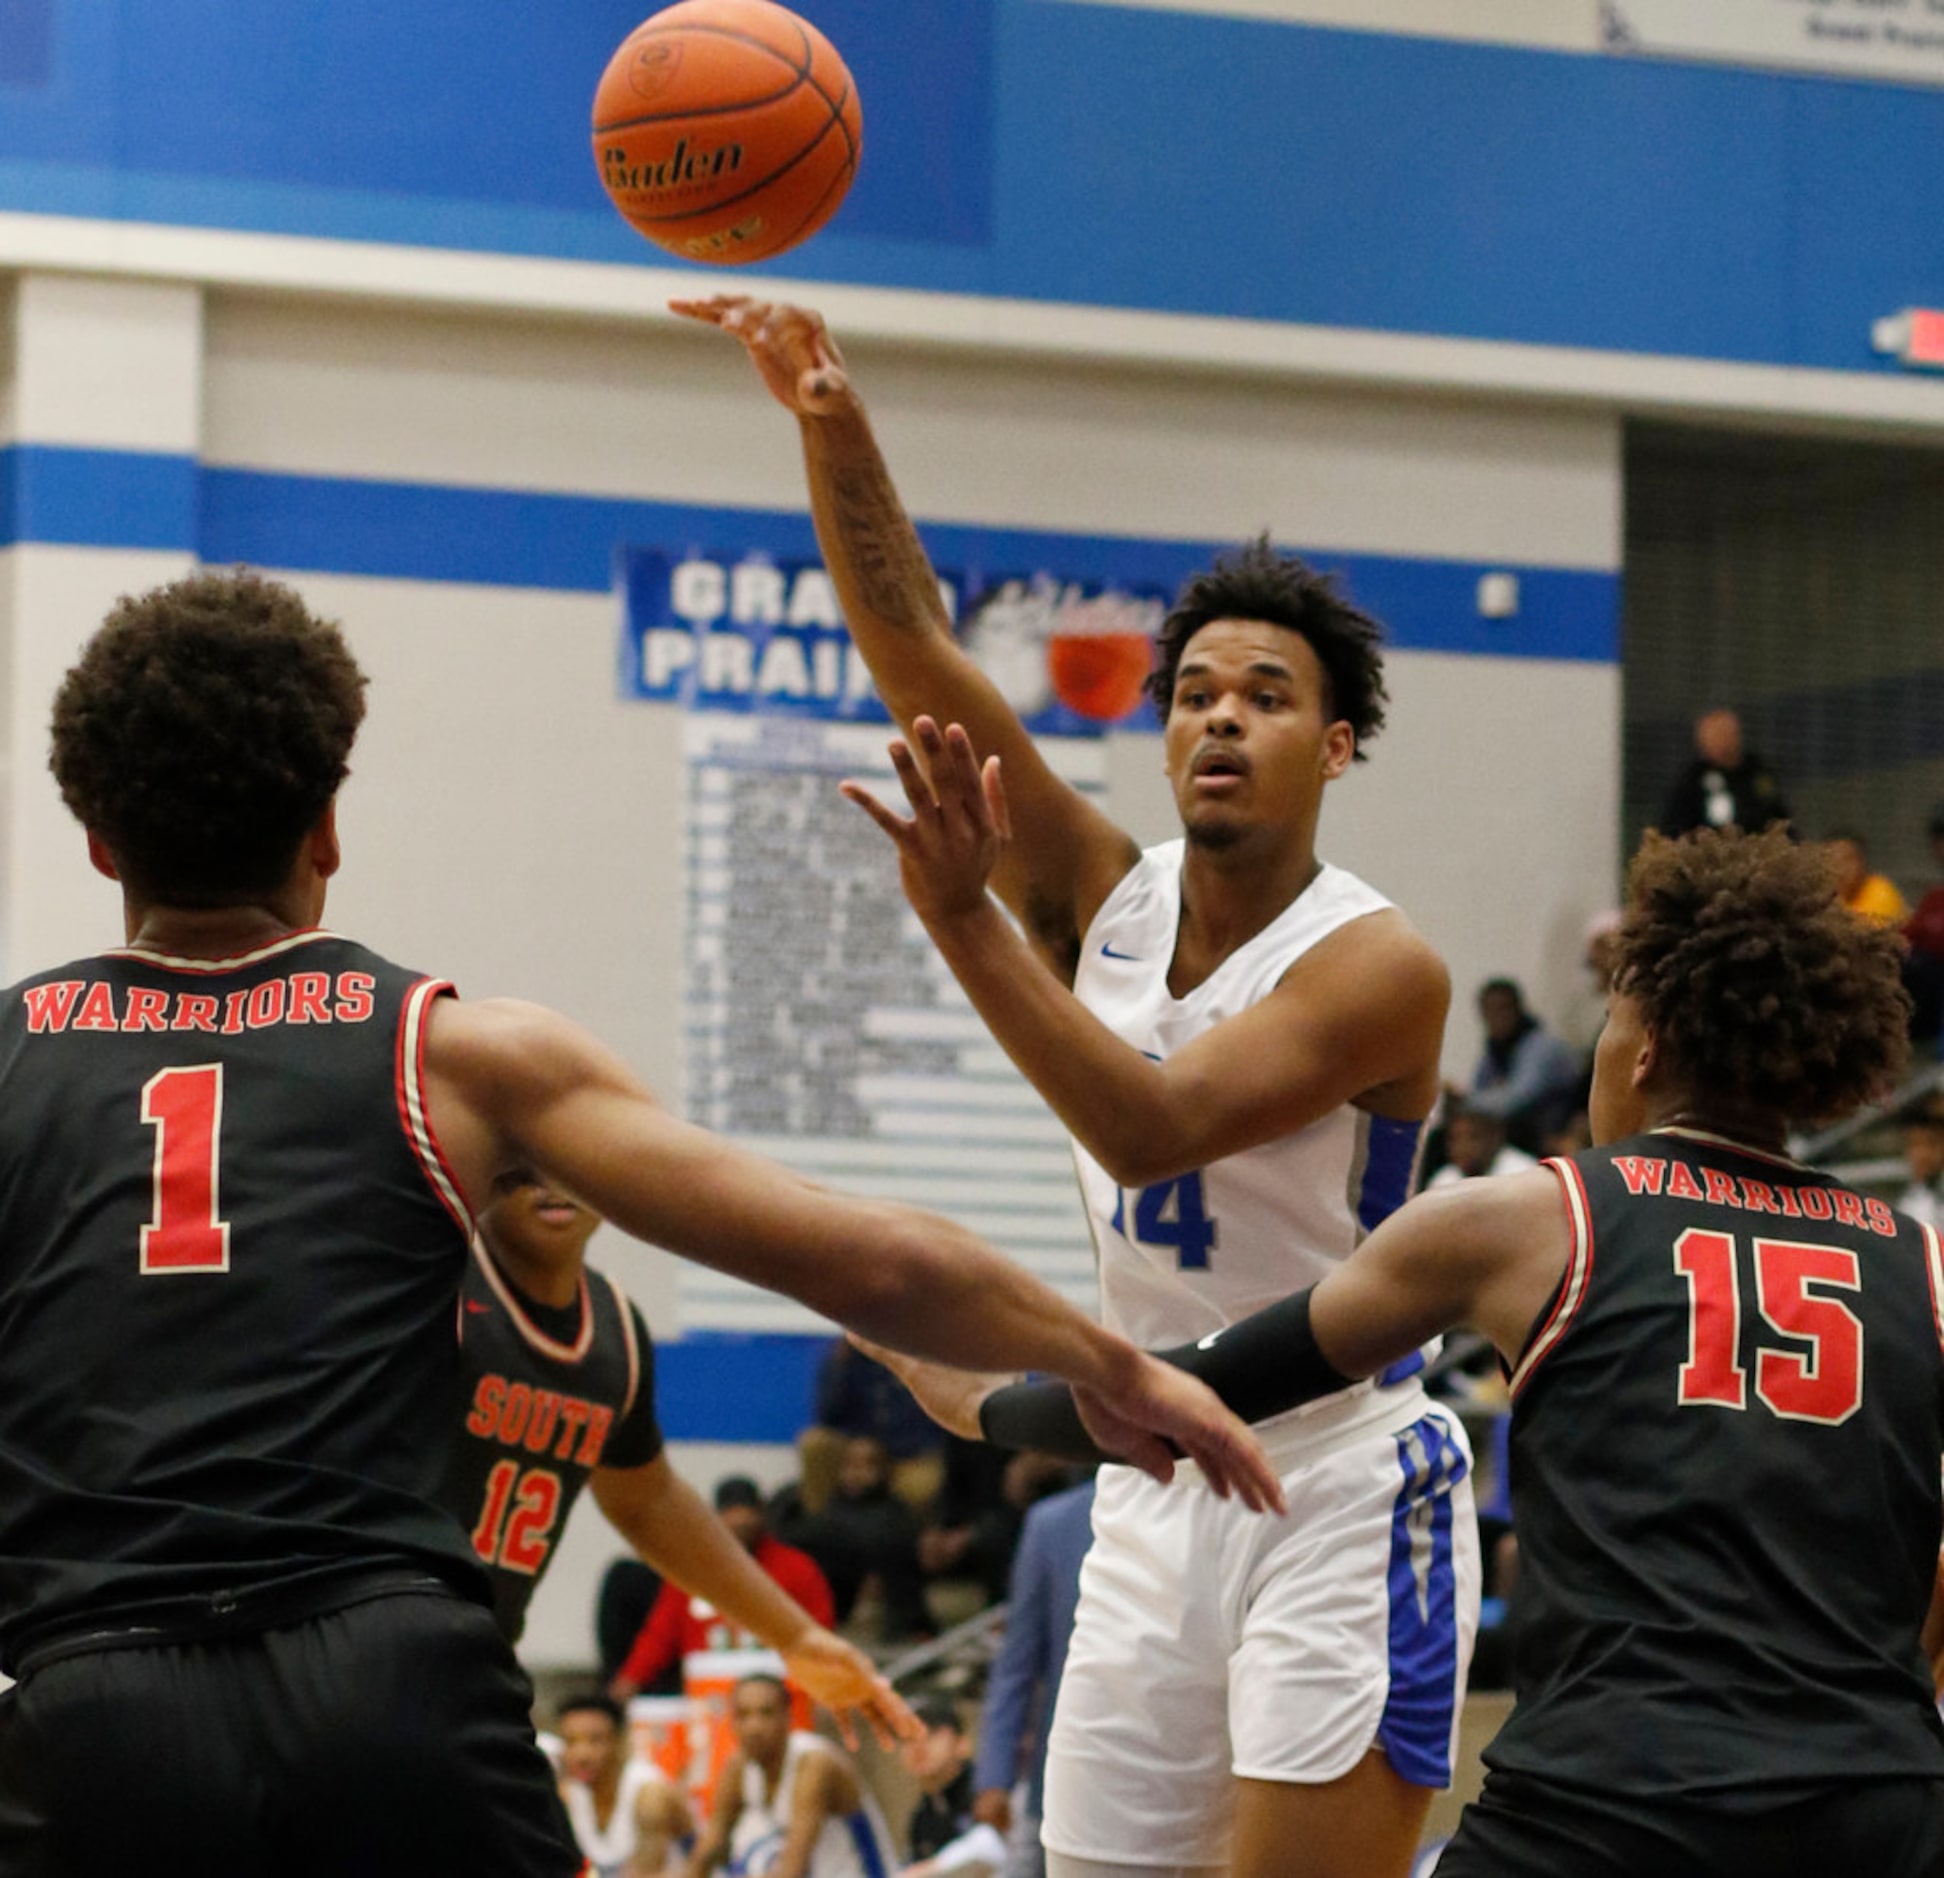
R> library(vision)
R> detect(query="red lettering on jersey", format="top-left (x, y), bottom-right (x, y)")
top-left (1865, 1197), bottom-right (1898, 1236)
top-left (1772, 1183), bottom-right (1802, 1218)
top-left (120, 987), bottom-right (171, 1033)
top-left (554, 1398), bottom-right (591, 1460)
top-left (246, 980), bottom-right (286, 1028)
top-left (577, 1404), bottom-right (614, 1468)
top-left (288, 972), bottom-right (332, 1024)
top-left (1666, 1161), bottom-right (1706, 1202)
top-left (1830, 1190), bottom-right (1868, 1230)
top-left (74, 982), bottom-right (120, 1031)
top-left (1798, 1186), bottom-right (1833, 1220)
top-left (1612, 1156), bottom-right (1667, 1197)
top-left (497, 1382), bottom-right (533, 1446)
top-left (22, 981), bottom-right (83, 1033)
top-left (1701, 1169), bottom-right (1743, 1208)
top-left (524, 1390), bottom-right (562, 1454)
top-left (1737, 1178), bottom-right (1782, 1215)
top-left (171, 993), bottom-right (220, 1033)
top-left (334, 973), bottom-right (375, 1023)
top-left (221, 990), bottom-right (248, 1035)
top-left (466, 1375), bottom-right (505, 1439)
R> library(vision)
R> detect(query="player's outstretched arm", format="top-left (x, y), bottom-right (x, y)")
top-left (671, 294), bottom-right (1138, 972)
top-left (866, 1173), bottom-right (1573, 1460)
top-left (424, 996), bottom-right (1282, 1511)
top-left (848, 720), bottom-right (1450, 1187)
top-left (590, 1458), bottom-right (917, 1750)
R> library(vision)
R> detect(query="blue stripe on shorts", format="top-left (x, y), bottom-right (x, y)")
top-left (1376, 1413), bottom-right (1468, 1788)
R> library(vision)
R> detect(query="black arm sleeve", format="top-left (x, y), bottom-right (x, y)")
top-left (976, 1287), bottom-right (1358, 1463)
top-left (601, 1303), bottom-right (667, 1470)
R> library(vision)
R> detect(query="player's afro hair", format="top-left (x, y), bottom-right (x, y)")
top-left (1614, 827), bottom-right (1910, 1128)
top-left (1146, 536), bottom-right (1388, 757)
top-left (49, 569), bottom-right (368, 906)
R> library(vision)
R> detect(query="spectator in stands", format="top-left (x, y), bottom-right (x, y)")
top-left (1898, 1098), bottom-right (1944, 1231)
top-left (971, 1474), bottom-right (1096, 1878)
top-left (1830, 831), bottom-right (1909, 926)
top-left (1425, 1102), bottom-right (1538, 1188)
top-left (776, 1435), bottom-right (929, 1642)
top-left (901, 1698), bottom-right (979, 1862)
top-left (612, 1478), bottom-right (835, 1701)
top-left (1657, 706), bottom-right (1791, 836)
top-left (556, 1692), bottom-right (692, 1878)
top-left (919, 1444), bottom-right (1069, 1623)
top-left (689, 1674), bottom-right (897, 1878)
top-left (1463, 977), bottom-right (1583, 1154)
top-left (801, 1341), bottom-right (948, 1515)
top-left (1903, 803), bottom-right (1944, 1047)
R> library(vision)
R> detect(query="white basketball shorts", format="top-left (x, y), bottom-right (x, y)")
top-left (1041, 1399), bottom-right (1479, 1869)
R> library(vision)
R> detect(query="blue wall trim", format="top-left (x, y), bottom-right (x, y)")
top-left (0, 449), bottom-right (1618, 663)
top-left (654, 1330), bottom-right (830, 1445)
top-left (0, 3), bottom-right (1938, 372)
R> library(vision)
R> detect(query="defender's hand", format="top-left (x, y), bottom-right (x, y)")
top-left (841, 719), bottom-right (1012, 928)
top-left (671, 295), bottom-right (853, 417)
top-left (780, 1623), bottom-right (920, 1751)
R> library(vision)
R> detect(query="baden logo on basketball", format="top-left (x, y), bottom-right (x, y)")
top-left (602, 138), bottom-right (745, 203)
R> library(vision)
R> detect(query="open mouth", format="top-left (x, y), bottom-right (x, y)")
top-left (1191, 748), bottom-right (1249, 783)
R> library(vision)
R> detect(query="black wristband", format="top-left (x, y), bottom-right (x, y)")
top-left (974, 1287), bottom-right (1358, 1463)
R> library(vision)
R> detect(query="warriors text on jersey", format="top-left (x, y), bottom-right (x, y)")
top-left (1072, 842), bottom-right (1429, 1441)
top-left (1496, 1128), bottom-right (1944, 1797)
top-left (0, 931), bottom-right (485, 1673)
top-left (449, 1242), bottom-right (663, 1641)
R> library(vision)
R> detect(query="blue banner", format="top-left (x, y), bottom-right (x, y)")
top-left (619, 542), bottom-right (1168, 736)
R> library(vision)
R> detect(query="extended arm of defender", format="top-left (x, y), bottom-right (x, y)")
top-left (591, 1458), bottom-right (916, 1748)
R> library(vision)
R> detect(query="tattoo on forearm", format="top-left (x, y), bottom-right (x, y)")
top-left (826, 461), bottom-right (947, 632)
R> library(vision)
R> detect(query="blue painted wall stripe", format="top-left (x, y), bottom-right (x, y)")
top-left (0, 447), bottom-right (1618, 663)
top-left (653, 1330), bottom-right (829, 1445)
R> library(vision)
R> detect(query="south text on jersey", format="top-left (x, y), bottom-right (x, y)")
top-left (465, 1374), bottom-right (616, 1468)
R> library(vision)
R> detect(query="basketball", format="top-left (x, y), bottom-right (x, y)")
top-left (592, 0), bottom-right (862, 267)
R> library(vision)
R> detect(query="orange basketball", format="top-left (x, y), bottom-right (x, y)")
top-left (592, 0), bottom-right (862, 267)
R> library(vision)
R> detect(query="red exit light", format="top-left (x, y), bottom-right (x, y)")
top-left (1872, 308), bottom-right (1944, 369)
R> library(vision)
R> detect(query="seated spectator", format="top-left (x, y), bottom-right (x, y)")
top-left (689, 1674), bottom-right (897, 1878)
top-left (919, 1443), bottom-right (1070, 1623)
top-left (775, 1435), bottom-right (928, 1643)
top-left (900, 1698), bottom-right (1006, 1878)
top-left (557, 1692), bottom-right (692, 1878)
top-left (1898, 1098), bottom-right (1944, 1230)
top-left (1658, 706), bottom-right (1791, 836)
top-left (1425, 1103), bottom-right (1538, 1187)
top-left (612, 1477), bottom-right (835, 1701)
top-left (801, 1342), bottom-right (948, 1515)
top-left (1903, 803), bottom-right (1944, 1046)
top-left (1463, 978), bottom-right (1583, 1154)
top-left (1829, 831), bottom-right (1908, 926)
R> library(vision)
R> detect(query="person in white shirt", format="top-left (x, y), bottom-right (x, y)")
top-left (557, 1692), bottom-right (691, 1878)
top-left (1425, 1104), bottom-right (1539, 1190)
top-left (1897, 1100), bottom-right (1944, 1229)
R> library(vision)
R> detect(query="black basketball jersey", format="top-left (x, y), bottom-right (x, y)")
top-left (448, 1242), bottom-right (663, 1642)
top-left (0, 931), bottom-right (488, 1673)
top-left (1491, 1127), bottom-right (1944, 1799)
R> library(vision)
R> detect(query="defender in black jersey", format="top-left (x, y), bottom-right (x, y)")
top-left (453, 1170), bottom-right (904, 1745)
top-left (0, 573), bottom-right (1275, 1878)
top-left (874, 828), bottom-right (1944, 1877)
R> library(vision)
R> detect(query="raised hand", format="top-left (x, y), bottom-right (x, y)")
top-left (779, 1622), bottom-right (920, 1751)
top-left (1075, 1355), bottom-right (1286, 1515)
top-left (670, 295), bottom-right (853, 417)
top-left (840, 718), bottom-right (1013, 929)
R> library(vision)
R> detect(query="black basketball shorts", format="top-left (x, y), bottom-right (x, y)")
top-left (0, 1583), bottom-right (583, 1877)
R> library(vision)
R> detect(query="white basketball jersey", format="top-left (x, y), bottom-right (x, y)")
top-left (728, 1733), bottom-right (894, 1878)
top-left (1073, 842), bottom-right (1428, 1447)
top-left (564, 1760), bottom-right (675, 1878)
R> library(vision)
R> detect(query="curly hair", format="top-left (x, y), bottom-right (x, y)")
top-left (49, 569), bottom-right (368, 905)
top-left (1613, 827), bottom-right (1910, 1128)
top-left (1146, 536), bottom-right (1388, 757)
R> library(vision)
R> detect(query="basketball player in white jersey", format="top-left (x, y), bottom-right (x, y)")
top-left (692, 1676), bottom-right (897, 1878)
top-left (681, 296), bottom-right (1480, 1878)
